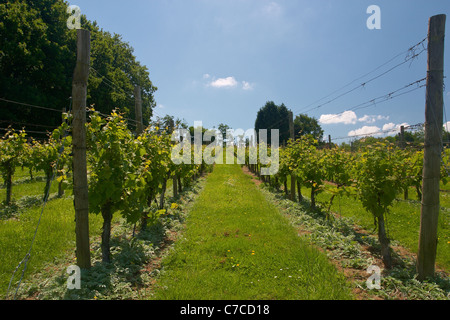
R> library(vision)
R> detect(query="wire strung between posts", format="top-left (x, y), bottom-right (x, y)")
top-left (84, 107), bottom-right (139, 127)
top-left (0, 97), bottom-right (65, 113)
top-left (322, 78), bottom-right (427, 124)
top-left (263, 37), bottom-right (428, 132)
top-left (0, 127), bottom-right (51, 135)
top-left (330, 122), bottom-right (425, 141)
top-left (89, 67), bottom-right (137, 103)
top-left (5, 99), bottom-right (73, 300)
top-left (264, 77), bottom-right (426, 134)
top-left (427, 84), bottom-right (450, 177)
top-left (0, 120), bottom-right (60, 130)
top-left (293, 37), bottom-right (427, 116)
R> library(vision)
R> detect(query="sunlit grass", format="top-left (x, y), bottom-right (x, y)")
top-left (286, 176), bottom-right (449, 271)
top-left (0, 168), bottom-right (104, 297)
top-left (0, 167), bottom-right (60, 202)
top-left (153, 164), bottom-right (354, 300)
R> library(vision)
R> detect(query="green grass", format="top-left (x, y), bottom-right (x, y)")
top-left (286, 177), bottom-right (450, 271)
top-left (0, 168), bottom-right (104, 298)
top-left (153, 164), bottom-right (354, 300)
top-left (0, 167), bottom-right (60, 203)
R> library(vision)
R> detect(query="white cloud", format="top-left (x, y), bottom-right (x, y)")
top-left (205, 75), bottom-right (253, 90)
top-left (157, 104), bottom-right (165, 109)
top-left (347, 122), bottom-right (410, 138)
top-left (444, 121), bottom-right (450, 132)
top-left (358, 114), bottom-right (390, 124)
top-left (319, 111), bottom-right (357, 125)
top-left (319, 111), bottom-right (392, 126)
top-left (242, 81), bottom-right (254, 90)
top-left (348, 126), bottom-right (382, 137)
top-left (382, 122), bottom-right (396, 131)
top-left (209, 76), bottom-right (238, 88)
top-left (382, 122), bottom-right (409, 136)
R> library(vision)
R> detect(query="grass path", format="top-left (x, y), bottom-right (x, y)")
top-left (153, 164), bottom-right (354, 300)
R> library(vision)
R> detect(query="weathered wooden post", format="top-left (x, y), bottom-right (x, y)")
top-left (134, 85), bottom-right (143, 135)
top-left (289, 111), bottom-right (296, 202)
top-left (72, 29), bottom-right (91, 269)
top-left (417, 14), bottom-right (446, 281)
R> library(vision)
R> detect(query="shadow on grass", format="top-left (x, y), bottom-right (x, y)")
top-left (0, 193), bottom-right (71, 220)
top-left (58, 182), bottom-right (201, 300)
top-left (264, 184), bottom-right (450, 299)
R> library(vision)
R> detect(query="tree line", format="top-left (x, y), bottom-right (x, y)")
top-left (0, 0), bottom-right (157, 136)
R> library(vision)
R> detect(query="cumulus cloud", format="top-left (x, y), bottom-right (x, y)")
top-left (348, 126), bottom-right (382, 137)
top-left (320, 111), bottom-right (392, 126)
top-left (319, 111), bottom-right (357, 125)
top-left (382, 122), bottom-right (409, 135)
top-left (358, 114), bottom-right (390, 123)
top-left (209, 76), bottom-right (238, 88)
top-left (382, 122), bottom-right (396, 131)
top-left (205, 75), bottom-right (254, 90)
top-left (444, 121), bottom-right (450, 132)
top-left (347, 122), bottom-right (409, 138)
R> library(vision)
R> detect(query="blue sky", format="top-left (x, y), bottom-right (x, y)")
top-left (69, 0), bottom-right (450, 143)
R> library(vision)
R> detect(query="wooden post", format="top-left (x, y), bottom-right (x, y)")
top-left (58, 107), bottom-right (67, 198)
top-left (132, 86), bottom-right (143, 234)
top-left (134, 85), bottom-right (143, 135)
top-left (289, 111), bottom-right (295, 201)
top-left (401, 125), bottom-right (408, 200)
top-left (328, 135), bottom-right (332, 149)
top-left (72, 29), bottom-right (91, 270)
top-left (400, 126), bottom-right (405, 149)
top-left (417, 14), bottom-right (446, 281)
top-left (173, 175), bottom-right (178, 198)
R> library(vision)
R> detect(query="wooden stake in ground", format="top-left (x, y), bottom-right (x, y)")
top-left (417, 14), bottom-right (446, 281)
top-left (134, 85), bottom-right (143, 135)
top-left (399, 125), bottom-right (405, 149)
top-left (72, 29), bottom-right (91, 270)
top-left (288, 111), bottom-right (296, 202)
top-left (134, 86), bottom-right (143, 232)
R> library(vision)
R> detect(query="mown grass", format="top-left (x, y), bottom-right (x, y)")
top-left (153, 164), bottom-right (354, 300)
top-left (286, 177), bottom-right (450, 271)
top-left (0, 167), bottom-right (59, 204)
top-left (0, 165), bottom-right (185, 299)
top-left (261, 182), bottom-right (449, 300)
top-left (5, 171), bottom-right (202, 300)
top-left (0, 168), bottom-right (104, 298)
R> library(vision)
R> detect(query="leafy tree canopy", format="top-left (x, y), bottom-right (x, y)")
top-left (254, 101), bottom-right (323, 146)
top-left (0, 0), bottom-right (157, 137)
top-left (294, 113), bottom-right (323, 142)
top-left (254, 101), bottom-right (290, 145)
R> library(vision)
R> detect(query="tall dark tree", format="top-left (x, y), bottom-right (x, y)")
top-left (254, 101), bottom-right (290, 145)
top-left (0, 0), bottom-right (157, 137)
top-left (0, 0), bottom-right (76, 137)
